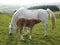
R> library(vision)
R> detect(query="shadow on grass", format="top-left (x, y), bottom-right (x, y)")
top-left (5, 34), bottom-right (60, 45)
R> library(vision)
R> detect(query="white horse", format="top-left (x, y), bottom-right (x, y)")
top-left (9, 7), bottom-right (56, 40)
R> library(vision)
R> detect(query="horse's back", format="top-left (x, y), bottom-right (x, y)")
top-left (14, 8), bottom-right (48, 21)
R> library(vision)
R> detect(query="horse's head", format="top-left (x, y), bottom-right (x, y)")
top-left (9, 24), bottom-right (14, 35)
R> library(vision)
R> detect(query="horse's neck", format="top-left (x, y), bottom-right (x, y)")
top-left (10, 14), bottom-right (17, 29)
top-left (11, 19), bottom-right (15, 25)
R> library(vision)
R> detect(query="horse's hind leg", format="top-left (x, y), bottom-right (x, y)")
top-left (29, 27), bottom-right (33, 40)
top-left (42, 21), bottom-right (48, 37)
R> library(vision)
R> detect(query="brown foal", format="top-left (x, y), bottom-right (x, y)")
top-left (16, 18), bottom-right (41, 40)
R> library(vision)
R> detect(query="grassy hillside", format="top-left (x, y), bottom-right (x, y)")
top-left (0, 12), bottom-right (60, 45)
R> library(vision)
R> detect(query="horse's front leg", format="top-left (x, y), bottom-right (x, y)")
top-left (16, 27), bottom-right (19, 39)
top-left (23, 27), bottom-right (28, 36)
top-left (20, 26), bottom-right (25, 40)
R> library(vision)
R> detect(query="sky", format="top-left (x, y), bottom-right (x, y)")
top-left (0, 0), bottom-right (60, 6)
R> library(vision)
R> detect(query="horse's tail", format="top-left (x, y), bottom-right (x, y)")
top-left (47, 8), bottom-right (56, 30)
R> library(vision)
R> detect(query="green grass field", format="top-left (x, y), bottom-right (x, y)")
top-left (0, 12), bottom-right (60, 45)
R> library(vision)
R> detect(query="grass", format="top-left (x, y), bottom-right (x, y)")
top-left (0, 12), bottom-right (60, 45)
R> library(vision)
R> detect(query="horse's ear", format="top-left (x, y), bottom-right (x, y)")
top-left (47, 8), bottom-right (50, 10)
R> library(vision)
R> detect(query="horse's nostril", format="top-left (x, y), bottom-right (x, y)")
top-left (9, 33), bottom-right (12, 36)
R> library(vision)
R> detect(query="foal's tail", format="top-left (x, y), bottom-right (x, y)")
top-left (47, 8), bottom-right (56, 29)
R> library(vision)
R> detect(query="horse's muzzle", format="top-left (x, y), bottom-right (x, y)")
top-left (9, 33), bottom-right (12, 36)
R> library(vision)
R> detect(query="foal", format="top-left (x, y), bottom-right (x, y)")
top-left (16, 18), bottom-right (41, 40)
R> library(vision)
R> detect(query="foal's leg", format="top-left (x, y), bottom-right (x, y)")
top-left (42, 21), bottom-right (48, 37)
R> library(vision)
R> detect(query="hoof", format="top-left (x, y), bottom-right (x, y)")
top-left (29, 38), bottom-right (32, 40)
top-left (29, 37), bottom-right (32, 40)
top-left (21, 38), bottom-right (25, 41)
top-left (21, 36), bottom-right (25, 41)
top-left (44, 35), bottom-right (48, 37)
